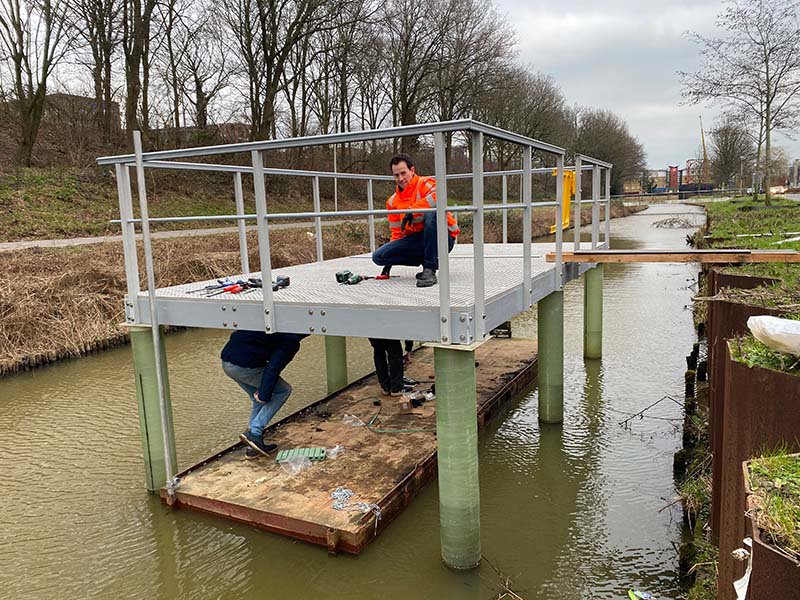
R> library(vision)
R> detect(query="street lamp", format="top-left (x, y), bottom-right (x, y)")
top-left (332, 108), bottom-right (340, 212)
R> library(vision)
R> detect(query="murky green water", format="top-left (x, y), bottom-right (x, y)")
top-left (0, 206), bottom-right (705, 600)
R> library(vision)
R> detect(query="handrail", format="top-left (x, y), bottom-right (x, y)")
top-left (131, 159), bottom-right (600, 180)
top-left (98, 119), bottom-right (565, 165)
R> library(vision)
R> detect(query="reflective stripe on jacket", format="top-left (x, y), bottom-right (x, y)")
top-left (386, 174), bottom-right (460, 241)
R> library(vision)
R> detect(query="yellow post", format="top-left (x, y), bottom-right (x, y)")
top-left (550, 169), bottom-right (576, 234)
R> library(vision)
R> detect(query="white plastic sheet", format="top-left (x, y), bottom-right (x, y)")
top-left (747, 316), bottom-right (800, 356)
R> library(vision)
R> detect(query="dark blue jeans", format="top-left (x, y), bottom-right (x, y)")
top-left (372, 212), bottom-right (456, 270)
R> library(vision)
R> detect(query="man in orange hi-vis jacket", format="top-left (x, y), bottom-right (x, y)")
top-left (371, 153), bottom-right (459, 287)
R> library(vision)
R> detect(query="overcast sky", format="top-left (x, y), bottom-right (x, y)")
top-left (494, 0), bottom-right (800, 170)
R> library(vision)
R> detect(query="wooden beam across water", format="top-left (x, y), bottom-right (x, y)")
top-left (545, 249), bottom-right (800, 264)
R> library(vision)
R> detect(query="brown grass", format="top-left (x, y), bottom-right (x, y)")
top-left (0, 204), bottom-right (642, 377)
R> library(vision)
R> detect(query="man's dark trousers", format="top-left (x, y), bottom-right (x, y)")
top-left (372, 212), bottom-right (456, 270)
top-left (369, 338), bottom-right (403, 394)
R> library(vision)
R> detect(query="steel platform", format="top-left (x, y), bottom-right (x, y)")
top-left (127, 243), bottom-right (600, 343)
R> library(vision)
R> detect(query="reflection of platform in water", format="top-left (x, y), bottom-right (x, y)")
top-left (130, 243), bottom-right (597, 343)
top-left (167, 338), bottom-right (537, 554)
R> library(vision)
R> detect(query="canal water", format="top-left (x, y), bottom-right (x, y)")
top-left (0, 205), bottom-right (705, 600)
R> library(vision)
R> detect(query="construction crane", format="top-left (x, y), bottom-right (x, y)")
top-left (699, 116), bottom-right (710, 185)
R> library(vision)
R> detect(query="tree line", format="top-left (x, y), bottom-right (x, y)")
top-left (1, 0), bottom-right (645, 192)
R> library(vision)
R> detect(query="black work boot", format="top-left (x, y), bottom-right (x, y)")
top-left (381, 265), bottom-right (392, 277)
top-left (416, 268), bottom-right (437, 287)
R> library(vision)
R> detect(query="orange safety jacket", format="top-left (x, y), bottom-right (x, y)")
top-left (386, 174), bottom-right (460, 241)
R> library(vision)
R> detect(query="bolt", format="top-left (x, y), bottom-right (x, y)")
top-left (266, 326), bottom-right (271, 331)
top-left (308, 309), bottom-right (314, 315)
top-left (264, 309), bottom-right (270, 315)
top-left (441, 316), bottom-right (447, 323)
top-left (460, 334), bottom-right (466, 341)
top-left (233, 322), bottom-right (238, 328)
top-left (442, 336), bottom-right (448, 342)
top-left (222, 306), bottom-right (227, 311)
top-left (321, 327), bottom-right (327, 332)
top-left (309, 326), bottom-right (315, 332)
top-left (459, 315), bottom-right (466, 322)
top-left (222, 322), bottom-right (228, 326)
top-left (232, 306), bottom-right (237, 312)
top-left (320, 310), bottom-right (326, 316)
top-left (482, 313), bottom-right (486, 319)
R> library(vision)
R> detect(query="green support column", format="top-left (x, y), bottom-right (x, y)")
top-left (434, 345), bottom-right (481, 570)
top-left (583, 265), bottom-right (604, 359)
top-left (324, 336), bottom-right (348, 394)
top-left (129, 325), bottom-right (177, 493)
top-left (537, 291), bottom-right (564, 423)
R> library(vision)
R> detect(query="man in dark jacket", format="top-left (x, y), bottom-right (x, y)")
top-left (221, 330), bottom-right (307, 458)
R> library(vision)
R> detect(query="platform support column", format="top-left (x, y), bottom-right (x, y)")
top-left (434, 345), bottom-right (481, 570)
top-left (583, 265), bottom-right (603, 359)
top-left (537, 291), bottom-right (564, 423)
top-left (130, 325), bottom-right (177, 493)
top-left (324, 336), bottom-right (348, 394)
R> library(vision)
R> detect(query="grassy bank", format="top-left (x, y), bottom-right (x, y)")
top-left (679, 196), bottom-right (800, 599)
top-left (695, 196), bottom-right (800, 288)
top-left (0, 203), bottom-right (642, 377)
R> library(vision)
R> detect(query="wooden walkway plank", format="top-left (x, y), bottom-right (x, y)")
top-left (545, 249), bottom-right (800, 263)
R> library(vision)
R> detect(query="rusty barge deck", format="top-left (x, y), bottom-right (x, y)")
top-left (162, 337), bottom-right (537, 554)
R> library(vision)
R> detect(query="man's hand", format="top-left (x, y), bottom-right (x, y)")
top-left (254, 390), bottom-right (265, 404)
top-left (401, 212), bottom-right (414, 230)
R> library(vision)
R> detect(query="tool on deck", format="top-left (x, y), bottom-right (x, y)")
top-left (335, 270), bottom-right (353, 283)
top-left (248, 275), bottom-right (290, 291)
top-left (205, 283), bottom-right (255, 297)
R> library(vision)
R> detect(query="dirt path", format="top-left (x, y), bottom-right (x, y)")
top-left (0, 219), bottom-right (360, 252)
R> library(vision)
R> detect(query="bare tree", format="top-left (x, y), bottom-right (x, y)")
top-left (0, 0), bottom-right (73, 165)
top-left (681, 0), bottom-right (800, 204)
top-left (709, 116), bottom-right (754, 188)
top-left (432, 0), bottom-right (513, 159)
top-left (573, 108), bottom-right (647, 194)
top-left (475, 66), bottom-right (570, 169)
top-left (68, 0), bottom-right (122, 138)
top-left (121, 0), bottom-right (157, 134)
top-left (180, 12), bottom-right (230, 129)
top-left (382, 0), bottom-right (444, 151)
top-left (223, 0), bottom-right (357, 140)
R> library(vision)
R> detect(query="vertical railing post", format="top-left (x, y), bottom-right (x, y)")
top-left (605, 168), bottom-right (612, 247)
top-left (312, 176), bottom-right (324, 262)
top-left (522, 146), bottom-right (532, 309)
top-left (132, 131), bottom-right (177, 501)
top-left (573, 155), bottom-right (582, 251)
top-left (555, 154), bottom-right (565, 289)
top-left (116, 164), bottom-right (140, 324)
top-left (234, 172), bottom-right (250, 274)
top-left (251, 150), bottom-right (276, 333)
top-left (433, 132), bottom-right (451, 344)
top-left (501, 174), bottom-right (508, 244)
top-left (367, 179), bottom-right (376, 253)
top-left (472, 132), bottom-right (485, 341)
top-left (592, 164), bottom-right (600, 249)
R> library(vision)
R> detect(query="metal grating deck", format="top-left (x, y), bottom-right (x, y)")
top-left (128, 243), bottom-right (598, 344)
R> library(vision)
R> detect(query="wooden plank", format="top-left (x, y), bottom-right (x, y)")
top-left (545, 249), bottom-right (800, 263)
top-left (163, 338), bottom-right (537, 554)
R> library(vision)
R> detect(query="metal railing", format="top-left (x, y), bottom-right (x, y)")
top-left (101, 119), bottom-right (613, 343)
